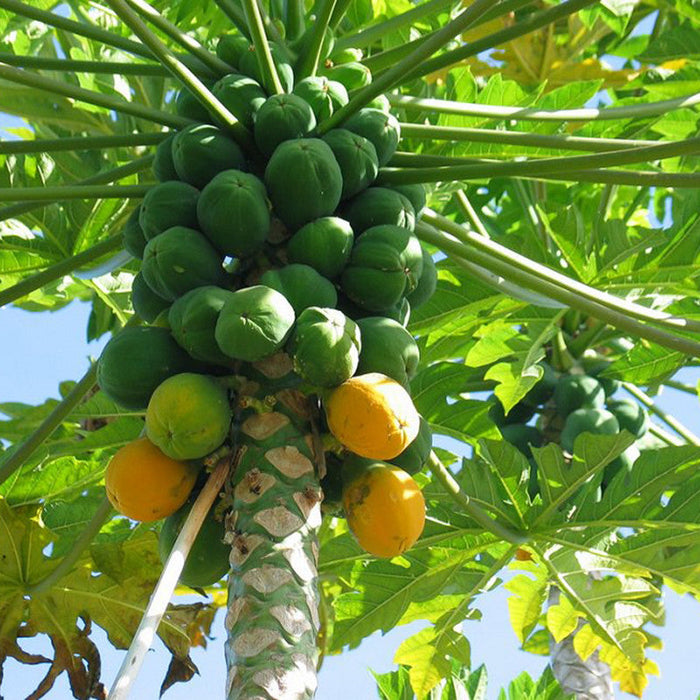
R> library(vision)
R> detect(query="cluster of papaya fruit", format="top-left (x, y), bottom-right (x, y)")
top-left (489, 359), bottom-right (649, 492)
top-left (97, 32), bottom-right (437, 573)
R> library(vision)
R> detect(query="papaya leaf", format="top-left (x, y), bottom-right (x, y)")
top-left (505, 558), bottom-right (549, 644)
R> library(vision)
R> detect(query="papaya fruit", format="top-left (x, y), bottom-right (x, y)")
top-left (168, 285), bottom-right (236, 365)
top-left (211, 73), bottom-right (267, 129)
top-left (500, 424), bottom-right (543, 459)
top-left (288, 307), bottom-right (361, 387)
top-left (344, 108), bottom-right (400, 166)
top-left (321, 129), bottom-right (379, 200)
top-left (405, 246), bottom-right (437, 309)
top-left (254, 94), bottom-right (317, 158)
top-left (292, 76), bottom-right (348, 122)
top-left (146, 373), bottom-right (231, 460)
top-left (97, 326), bottom-right (195, 410)
top-left (158, 498), bottom-right (230, 588)
top-left (259, 264), bottom-right (337, 315)
top-left (341, 225), bottom-right (423, 311)
top-left (325, 372), bottom-right (420, 460)
top-left (389, 416), bottom-right (432, 475)
top-left (606, 399), bottom-right (648, 439)
top-left (342, 460), bottom-right (425, 558)
top-left (330, 47), bottom-right (363, 64)
top-left (105, 436), bottom-right (199, 522)
top-left (286, 216), bottom-right (354, 279)
top-left (560, 407), bottom-right (620, 454)
top-left (488, 398), bottom-right (535, 427)
top-left (139, 181), bottom-right (200, 241)
top-left (602, 447), bottom-right (635, 491)
top-left (216, 34), bottom-right (250, 68)
top-left (582, 358), bottom-right (621, 398)
top-left (153, 134), bottom-right (179, 182)
top-left (554, 374), bottom-right (605, 417)
top-left (142, 226), bottom-right (225, 302)
top-left (175, 88), bottom-right (211, 123)
top-left (387, 297), bottom-right (411, 327)
top-left (320, 454), bottom-right (345, 515)
top-left (321, 61), bottom-right (372, 90)
top-left (522, 362), bottom-right (558, 407)
top-left (293, 25), bottom-right (335, 67)
top-left (131, 271), bottom-right (170, 323)
top-left (122, 206), bottom-right (148, 259)
top-left (264, 138), bottom-right (343, 230)
top-left (196, 170), bottom-right (270, 258)
top-left (366, 94), bottom-right (391, 112)
top-left (390, 184), bottom-right (427, 217)
top-left (215, 285), bottom-right (295, 362)
top-left (356, 316), bottom-right (419, 386)
top-left (239, 42), bottom-right (294, 93)
top-left (343, 186), bottom-right (415, 234)
top-left (172, 123), bottom-right (246, 189)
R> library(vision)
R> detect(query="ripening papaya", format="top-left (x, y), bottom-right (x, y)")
top-left (554, 374), bottom-right (606, 417)
top-left (343, 186), bottom-right (415, 234)
top-left (153, 134), bottom-right (179, 182)
top-left (141, 226), bottom-right (225, 302)
top-left (131, 271), bottom-right (170, 323)
top-left (265, 138), bottom-right (343, 230)
top-left (139, 181), bottom-right (200, 241)
top-left (405, 246), bottom-right (437, 309)
top-left (105, 436), bottom-right (199, 522)
top-left (122, 206), bottom-right (148, 259)
top-left (292, 76), bottom-right (348, 122)
top-left (158, 498), bottom-right (230, 588)
top-left (172, 123), bottom-right (246, 188)
top-left (321, 129), bottom-right (379, 200)
top-left (288, 307), bottom-right (361, 387)
top-left (344, 108), bottom-right (400, 166)
top-left (287, 216), bottom-right (354, 279)
top-left (97, 326), bottom-right (196, 410)
top-left (253, 94), bottom-right (317, 158)
top-left (389, 416), bottom-right (432, 475)
top-left (606, 399), bottom-right (648, 439)
top-left (211, 73), bottom-right (267, 128)
top-left (325, 372), bottom-right (420, 460)
top-left (259, 264), bottom-right (337, 315)
top-left (356, 316), bottom-right (419, 387)
top-left (560, 407), bottom-right (620, 454)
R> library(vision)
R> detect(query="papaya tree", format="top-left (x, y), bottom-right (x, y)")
top-left (1, 0), bottom-right (699, 698)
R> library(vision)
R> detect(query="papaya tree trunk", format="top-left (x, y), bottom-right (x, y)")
top-left (224, 359), bottom-right (323, 700)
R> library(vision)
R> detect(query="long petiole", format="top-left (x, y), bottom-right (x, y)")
top-left (0, 53), bottom-right (168, 76)
top-left (295, 0), bottom-right (337, 78)
top-left (0, 133), bottom-right (166, 156)
top-left (240, 0), bottom-right (284, 94)
top-left (0, 184), bottom-right (151, 203)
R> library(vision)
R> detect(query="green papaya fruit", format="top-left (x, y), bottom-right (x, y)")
top-left (288, 307), bottom-right (360, 387)
top-left (197, 170), bottom-right (270, 258)
top-left (602, 448), bottom-right (635, 491)
top-left (320, 453), bottom-right (345, 515)
top-left (122, 206), bottom-right (147, 259)
top-left (168, 285), bottom-right (236, 365)
top-left (366, 94), bottom-right (391, 112)
top-left (488, 398), bottom-right (535, 427)
top-left (581, 357), bottom-right (621, 397)
top-left (153, 134), bottom-right (179, 182)
top-left (254, 94), bottom-right (317, 158)
top-left (159, 499), bottom-right (230, 588)
top-left (287, 216), bottom-right (353, 279)
top-left (215, 285), bottom-right (295, 361)
top-left (172, 123), bottom-right (246, 189)
top-left (356, 316), bottom-right (419, 386)
top-left (500, 424), bottom-right (543, 459)
top-left (131, 271), bottom-right (170, 323)
top-left (522, 362), bottom-right (558, 407)
top-left (239, 42), bottom-right (294, 92)
top-left (216, 34), bottom-right (250, 67)
top-left (606, 399), bottom-right (648, 438)
top-left (560, 407), bottom-right (619, 454)
top-left (330, 47), bottom-right (363, 64)
top-left (388, 297), bottom-right (411, 327)
top-left (343, 186), bottom-right (415, 234)
top-left (142, 226), bottom-right (225, 302)
top-left (139, 181), bottom-right (199, 241)
top-left (341, 225), bottom-right (423, 312)
top-left (97, 327), bottom-right (195, 410)
top-left (212, 73), bottom-right (267, 129)
top-left (260, 263), bottom-right (337, 315)
top-left (292, 76), bottom-right (348, 122)
top-left (320, 61), bottom-right (371, 90)
top-left (344, 108), bottom-right (400, 166)
top-left (175, 88), bottom-right (210, 122)
top-left (390, 184), bottom-right (427, 217)
top-left (554, 374), bottom-right (605, 417)
top-left (389, 416), bottom-right (432, 475)
top-left (264, 138), bottom-right (342, 230)
top-left (406, 246), bottom-right (437, 309)
top-left (321, 129), bottom-right (379, 200)
top-left (293, 25), bottom-right (335, 67)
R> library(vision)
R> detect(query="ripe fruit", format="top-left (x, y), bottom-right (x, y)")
top-left (146, 373), bottom-right (231, 460)
top-left (342, 461), bottom-right (425, 558)
top-left (325, 372), bottom-right (420, 459)
top-left (105, 437), bottom-right (199, 522)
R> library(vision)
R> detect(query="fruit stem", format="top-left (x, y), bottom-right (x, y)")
top-left (0, 53), bottom-right (170, 76)
top-left (27, 497), bottom-right (114, 596)
top-left (0, 155), bottom-right (155, 223)
top-left (240, 0), bottom-right (285, 95)
top-left (105, 0), bottom-right (253, 146)
top-left (123, 0), bottom-right (233, 76)
top-left (0, 63), bottom-right (191, 129)
top-left (107, 456), bottom-right (232, 700)
top-left (0, 133), bottom-right (166, 156)
top-left (317, 0), bottom-right (495, 134)
top-left (428, 452), bottom-right (527, 545)
top-left (416, 220), bottom-right (700, 358)
top-left (213, 0), bottom-right (253, 39)
top-left (391, 91), bottom-right (700, 123)
top-left (295, 0), bottom-right (337, 78)
top-left (0, 234), bottom-right (124, 309)
top-left (0, 184), bottom-right (151, 203)
top-left (622, 383), bottom-right (700, 447)
top-left (0, 363), bottom-right (98, 487)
